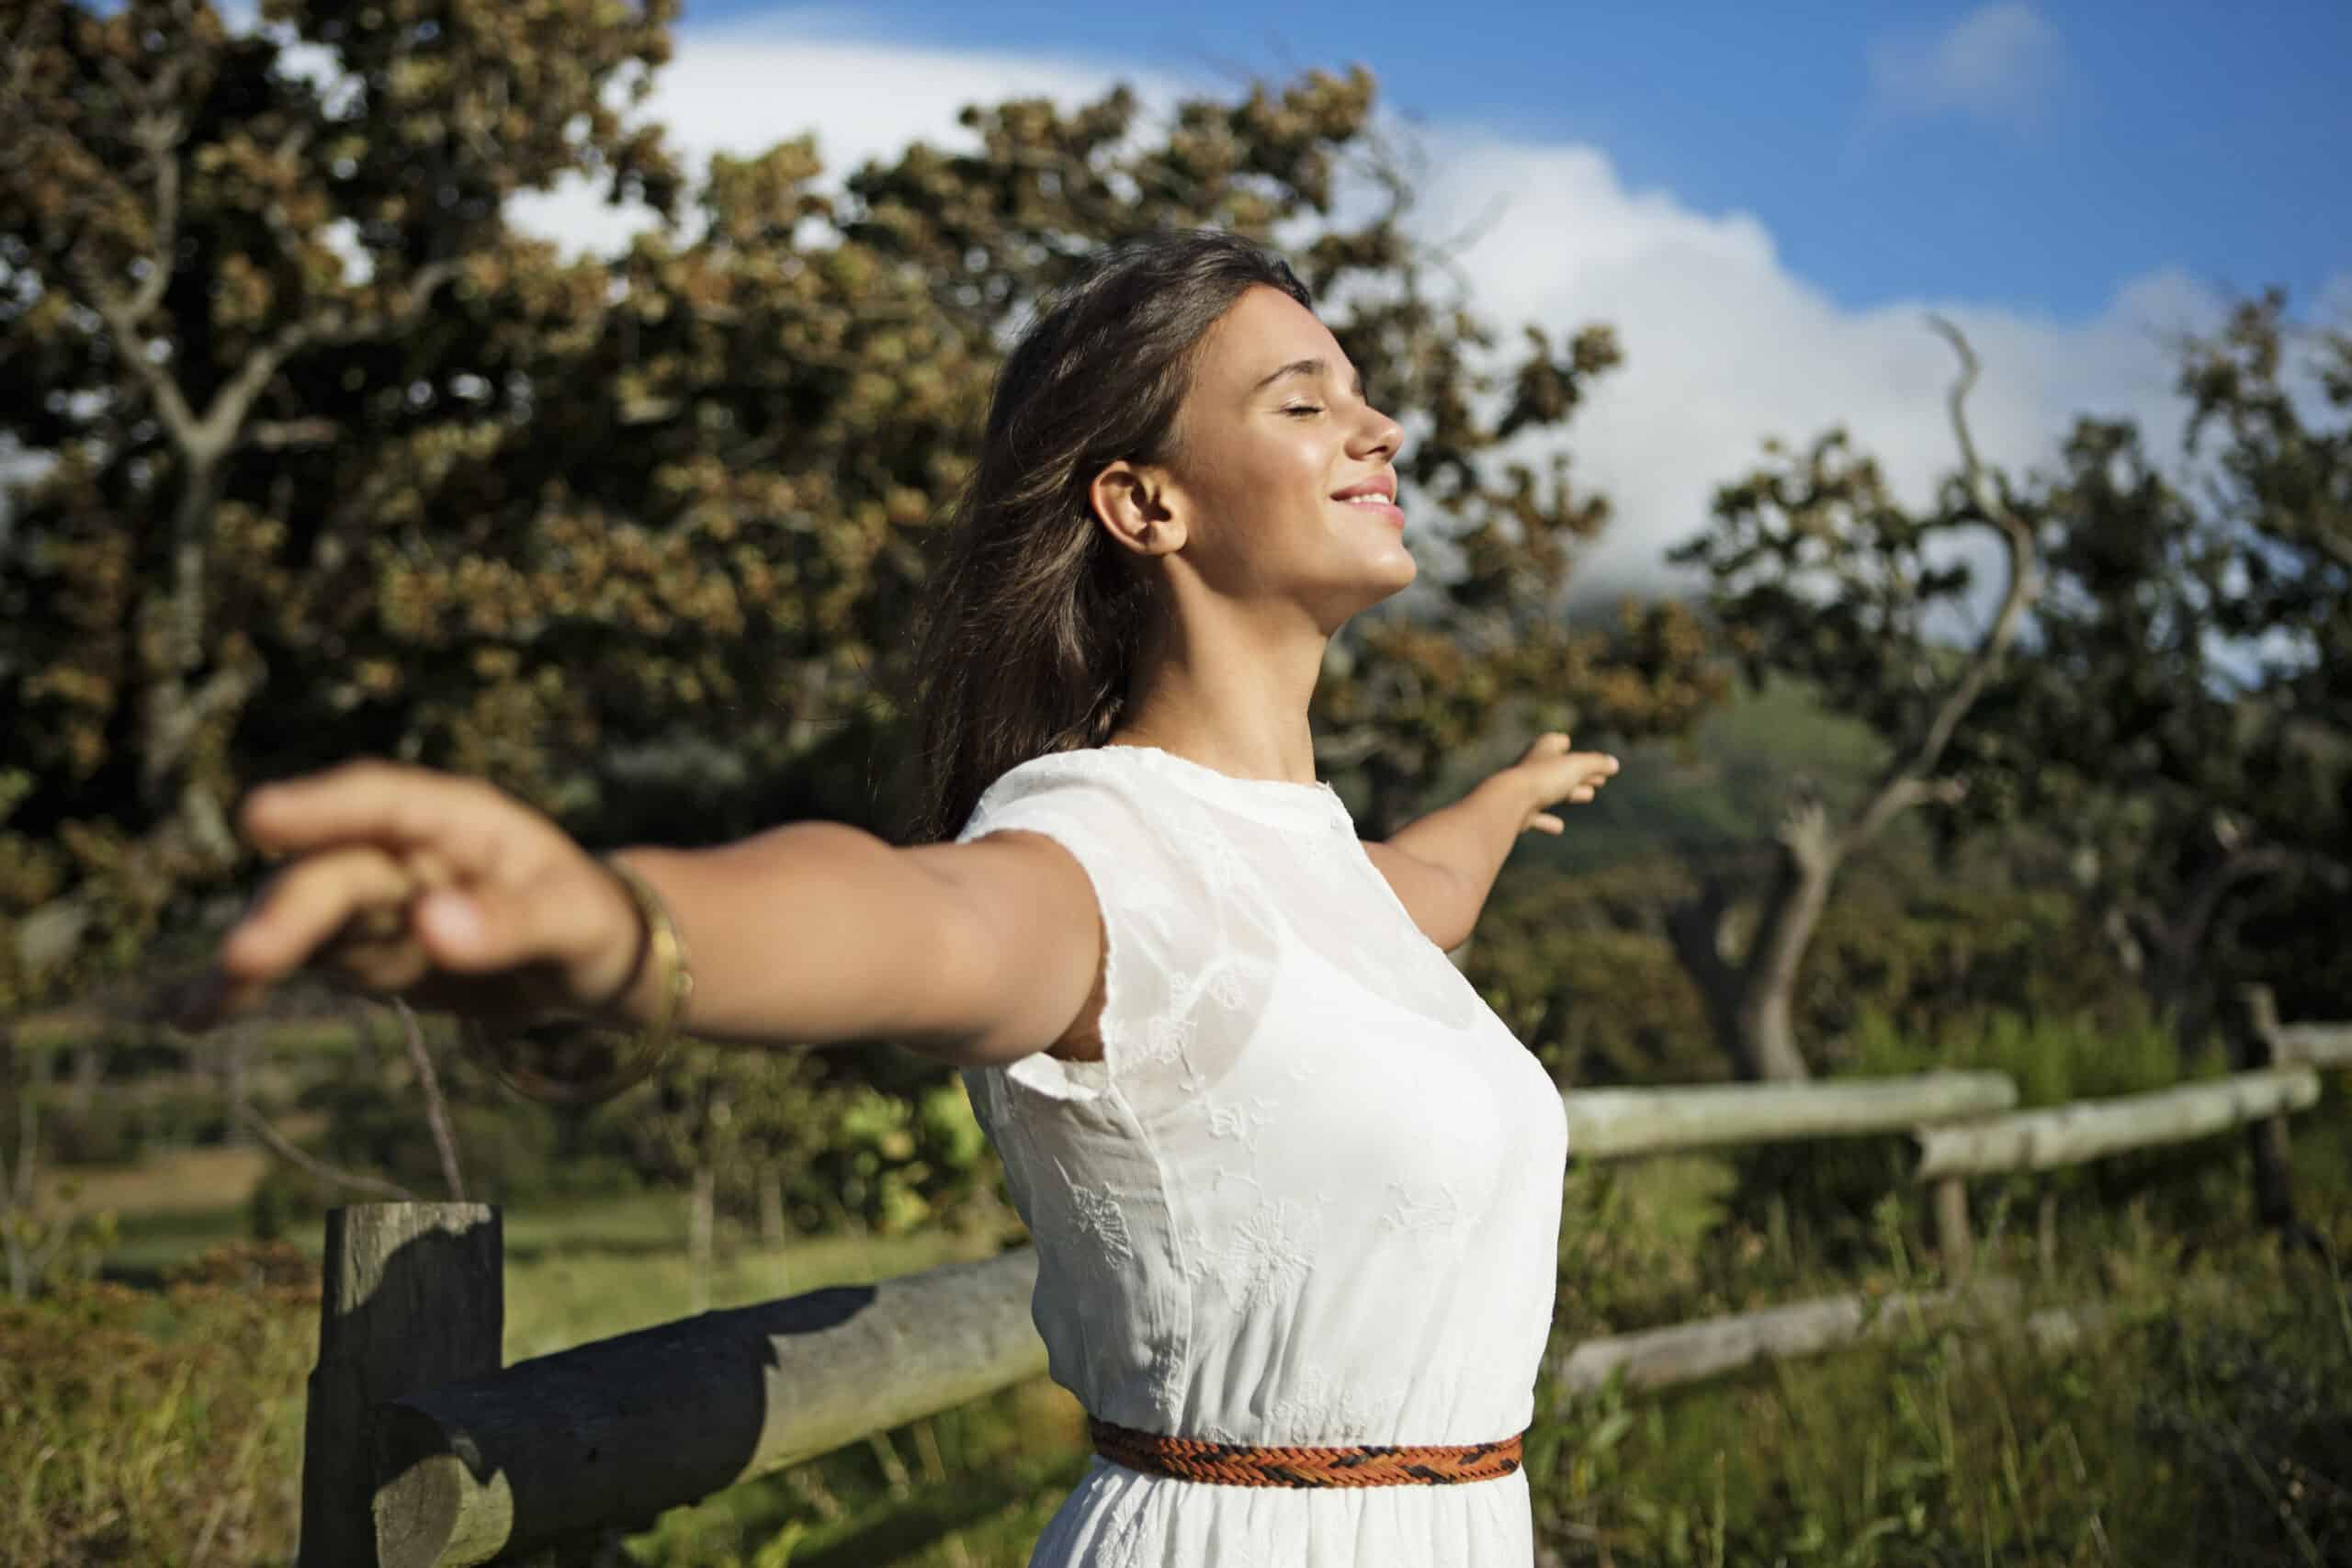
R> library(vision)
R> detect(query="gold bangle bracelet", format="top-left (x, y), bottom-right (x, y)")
top-left (460, 852), bottom-right (695, 1106)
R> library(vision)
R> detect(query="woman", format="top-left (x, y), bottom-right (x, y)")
top-left (195, 228), bottom-right (1621, 1565)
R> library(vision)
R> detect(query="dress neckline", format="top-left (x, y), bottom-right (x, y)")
top-left (1090, 743), bottom-right (1351, 831)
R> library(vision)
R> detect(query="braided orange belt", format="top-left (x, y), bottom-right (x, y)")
top-left (1089, 1416), bottom-right (1526, 1488)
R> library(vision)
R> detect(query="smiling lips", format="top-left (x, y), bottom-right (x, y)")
top-left (1331, 473), bottom-right (1405, 528)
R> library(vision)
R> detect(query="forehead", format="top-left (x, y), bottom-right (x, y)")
top-left (1195, 285), bottom-right (1346, 393)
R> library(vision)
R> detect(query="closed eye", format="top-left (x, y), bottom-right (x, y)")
top-left (1283, 404), bottom-right (1325, 416)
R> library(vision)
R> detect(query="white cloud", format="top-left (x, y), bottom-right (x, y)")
top-left (191, 9), bottom-right (2327, 640)
top-left (1408, 129), bottom-right (2234, 622)
top-left (503, 18), bottom-right (1151, 259)
top-left (1865, 4), bottom-right (2071, 133)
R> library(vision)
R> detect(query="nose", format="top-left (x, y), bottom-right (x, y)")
top-left (1350, 400), bottom-right (1404, 464)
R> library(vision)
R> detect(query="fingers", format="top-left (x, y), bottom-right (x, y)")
top-left (413, 880), bottom-right (561, 975)
top-left (221, 843), bottom-right (418, 984)
top-left (238, 760), bottom-right (513, 868)
top-left (1521, 734), bottom-right (1620, 787)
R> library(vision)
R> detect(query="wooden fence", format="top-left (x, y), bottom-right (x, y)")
top-left (303, 985), bottom-right (2345, 1568)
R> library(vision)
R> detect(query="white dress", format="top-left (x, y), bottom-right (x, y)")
top-left (955, 743), bottom-right (1569, 1567)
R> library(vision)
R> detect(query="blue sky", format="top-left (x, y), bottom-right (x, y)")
top-left (693, 0), bottom-right (2351, 324)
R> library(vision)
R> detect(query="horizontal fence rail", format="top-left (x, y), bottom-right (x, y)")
top-left (1563, 1070), bottom-right (2016, 1157)
top-left (1913, 1066), bottom-right (2321, 1179)
top-left (372, 1250), bottom-right (1047, 1568)
top-left (2276, 1022), bottom-right (2352, 1070)
top-left (1552, 1278), bottom-right (2032, 1395)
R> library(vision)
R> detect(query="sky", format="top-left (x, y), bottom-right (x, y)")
top-left (704, 0), bottom-right (2352, 322)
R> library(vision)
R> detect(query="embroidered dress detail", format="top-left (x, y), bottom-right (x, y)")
top-left (954, 743), bottom-right (1570, 1566)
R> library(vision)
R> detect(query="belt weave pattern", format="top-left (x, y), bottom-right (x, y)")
top-left (1089, 1416), bottom-right (1525, 1488)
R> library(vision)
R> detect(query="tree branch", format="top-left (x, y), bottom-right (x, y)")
top-left (232, 1099), bottom-right (414, 1201)
top-left (1848, 772), bottom-right (1970, 849)
top-left (393, 1000), bottom-right (468, 1203)
top-left (1839, 319), bottom-right (2040, 858)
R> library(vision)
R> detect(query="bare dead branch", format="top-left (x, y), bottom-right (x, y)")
top-left (1849, 772), bottom-right (1970, 847)
top-left (394, 1000), bottom-right (468, 1203)
top-left (1837, 319), bottom-right (2042, 859)
top-left (241, 417), bottom-right (345, 451)
top-left (233, 1099), bottom-right (415, 1201)
top-left (211, 1026), bottom-right (416, 1201)
top-left (1772, 788), bottom-right (1838, 874)
top-left (73, 252), bottom-right (203, 449)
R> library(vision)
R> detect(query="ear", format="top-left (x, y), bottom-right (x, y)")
top-left (1089, 460), bottom-right (1184, 558)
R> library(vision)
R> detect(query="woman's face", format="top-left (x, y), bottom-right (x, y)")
top-left (1101, 284), bottom-right (1413, 629)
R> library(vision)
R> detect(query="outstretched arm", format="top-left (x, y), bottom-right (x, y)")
top-left (1368, 735), bottom-right (1621, 951)
top-left (189, 760), bottom-right (1106, 1070)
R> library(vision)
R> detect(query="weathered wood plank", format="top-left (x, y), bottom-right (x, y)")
top-left (2238, 985), bottom-right (2352, 1070)
top-left (1564, 1071), bottom-right (2017, 1159)
top-left (2275, 1023), bottom-right (2352, 1070)
top-left (1914, 1067), bottom-right (2320, 1179)
top-left (300, 1203), bottom-right (501, 1568)
top-left (1551, 1279), bottom-right (2028, 1394)
top-left (372, 1247), bottom-right (1047, 1568)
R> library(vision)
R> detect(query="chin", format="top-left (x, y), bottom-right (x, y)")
top-left (1373, 545), bottom-right (1417, 592)
top-left (1315, 562), bottom-right (1414, 631)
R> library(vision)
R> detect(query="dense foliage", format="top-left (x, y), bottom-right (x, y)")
top-left (0, 0), bottom-right (1716, 1023)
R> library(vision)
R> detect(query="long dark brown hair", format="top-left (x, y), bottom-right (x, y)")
top-left (888, 229), bottom-right (1312, 845)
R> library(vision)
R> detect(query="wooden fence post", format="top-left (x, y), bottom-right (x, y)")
top-left (2232, 984), bottom-right (2307, 1252)
top-left (300, 1202), bottom-right (502, 1568)
top-left (1931, 1176), bottom-right (1972, 1280)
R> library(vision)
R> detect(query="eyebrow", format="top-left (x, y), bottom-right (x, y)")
top-left (1251, 356), bottom-right (1365, 400)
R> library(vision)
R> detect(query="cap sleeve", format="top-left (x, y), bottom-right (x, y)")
top-left (953, 750), bottom-right (1276, 1120)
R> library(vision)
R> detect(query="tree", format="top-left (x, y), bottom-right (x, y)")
top-left (0, 0), bottom-right (685, 1005)
top-left (1928, 295), bottom-right (2351, 1050)
top-left (1663, 322), bottom-right (2040, 1079)
top-left (2, 1), bottom-right (1718, 1024)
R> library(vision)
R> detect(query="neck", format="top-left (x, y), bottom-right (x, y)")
top-left (1106, 593), bottom-right (1329, 787)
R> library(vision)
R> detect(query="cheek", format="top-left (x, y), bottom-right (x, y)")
top-left (1179, 423), bottom-right (1336, 554)
top-left (1228, 429), bottom-right (1331, 519)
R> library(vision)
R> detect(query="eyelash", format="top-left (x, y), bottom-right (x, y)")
top-left (1283, 404), bottom-right (1325, 417)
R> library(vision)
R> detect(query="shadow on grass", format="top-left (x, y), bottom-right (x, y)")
top-left (786, 1450), bottom-right (1095, 1568)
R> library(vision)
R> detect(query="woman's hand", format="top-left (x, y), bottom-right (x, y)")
top-left (172, 760), bottom-right (643, 1032)
top-left (1508, 732), bottom-right (1621, 835)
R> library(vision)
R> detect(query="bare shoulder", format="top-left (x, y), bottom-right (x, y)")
top-left (901, 829), bottom-right (1108, 1066)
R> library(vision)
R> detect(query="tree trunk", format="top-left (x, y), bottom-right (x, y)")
top-left (1730, 837), bottom-right (1839, 1082)
top-left (222, 1030), bottom-right (252, 1147)
top-left (1, 1027), bottom-right (31, 1302)
top-left (67, 1043), bottom-right (101, 1117)
top-left (758, 1167), bottom-right (786, 1249)
top-left (1668, 815), bottom-right (1838, 1084)
top-left (688, 1166), bottom-right (716, 1314)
